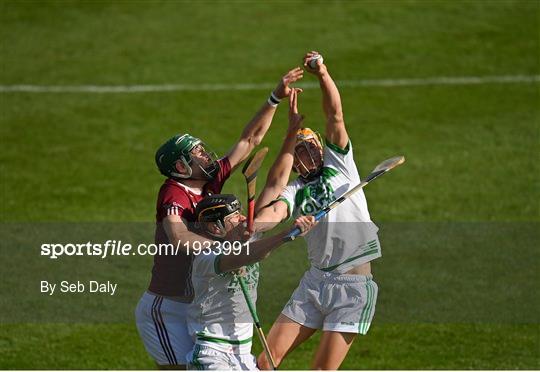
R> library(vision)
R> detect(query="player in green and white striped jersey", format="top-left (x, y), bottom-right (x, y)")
top-left (186, 194), bottom-right (316, 370)
top-left (254, 52), bottom-right (381, 370)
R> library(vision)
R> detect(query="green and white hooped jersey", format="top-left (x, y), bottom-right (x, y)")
top-left (279, 140), bottom-right (381, 273)
top-left (187, 249), bottom-right (259, 355)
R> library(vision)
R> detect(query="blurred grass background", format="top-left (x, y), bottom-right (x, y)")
top-left (1, 0), bottom-right (538, 369)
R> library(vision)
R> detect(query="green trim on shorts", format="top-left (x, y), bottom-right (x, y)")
top-left (196, 332), bottom-right (252, 345)
top-left (192, 344), bottom-right (204, 370)
top-left (358, 280), bottom-right (375, 334)
top-left (319, 241), bottom-right (379, 272)
top-left (325, 138), bottom-right (351, 155)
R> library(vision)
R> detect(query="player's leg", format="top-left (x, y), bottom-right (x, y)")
top-left (257, 313), bottom-right (317, 369)
top-left (135, 292), bottom-right (193, 369)
top-left (311, 331), bottom-right (356, 369)
top-left (313, 274), bottom-right (378, 369)
top-left (258, 268), bottom-right (324, 369)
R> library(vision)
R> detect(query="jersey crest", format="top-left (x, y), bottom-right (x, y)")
top-left (226, 263), bottom-right (259, 293)
top-left (294, 167), bottom-right (339, 216)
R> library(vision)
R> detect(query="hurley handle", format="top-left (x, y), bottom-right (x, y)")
top-left (283, 209), bottom-right (326, 241)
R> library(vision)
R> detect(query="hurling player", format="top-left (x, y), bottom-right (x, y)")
top-left (255, 52), bottom-right (381, 370)
top-left (186, 194), bottom-right (315, 370)
top-left (135, 67), bottom-right (303, 369)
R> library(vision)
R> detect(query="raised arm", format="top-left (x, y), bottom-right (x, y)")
top-left (226, 67), bottom-right (303, 169)
top-left (255, 88), bottom-right (303, 214)
top-left (253, 199), bottom-right (290, 233)
top-left (304, 51), bottom-right (349, 149)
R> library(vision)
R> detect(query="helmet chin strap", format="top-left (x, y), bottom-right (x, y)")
top-left (170, 158), bottom-right (193, 179)
top-left (199, 163), bottom-right (219, 180)
top-left (189, 157), bottom-right (219, 181)
top-left (201, 220), bottom-right (223, 239)
top-left (299, 166), bottom-right (322, 181)
top-left (206, 220), bottom-right (229, 239)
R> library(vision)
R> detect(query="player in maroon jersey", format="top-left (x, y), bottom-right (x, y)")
top-left (135, 67), bottom-right (304, 369)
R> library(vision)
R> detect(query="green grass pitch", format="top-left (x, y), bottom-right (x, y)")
top-left (0, 0), bottom-right (538, 369)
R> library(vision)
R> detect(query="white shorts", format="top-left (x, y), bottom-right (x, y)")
top-left (281, 266), bottom-right (378, 334)
top-left (135, 291), bottom-right (194, 366)
top-left (187, 344), bottom-right (258, 370)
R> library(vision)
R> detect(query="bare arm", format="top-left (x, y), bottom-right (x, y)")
top-left (225, 102), bottom-right (277, 170)
top-left (219, 215), bottom-right (315, 273)
top-left (218, 230), bottom-right (288, 273)
top-left (226, 67), bottom-right (304, 169)
top-left (304, 51), bottom-right (349, 149)
top-left (162, 214), bottom-right (214, 252)
top-left (255, 88), bottom-right (304, 214)
top-left (253, 199), bottom-right (289, 233)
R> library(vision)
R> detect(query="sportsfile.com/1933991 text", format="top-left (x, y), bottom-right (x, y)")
top-left (40, 240), bottom-right (250, 259)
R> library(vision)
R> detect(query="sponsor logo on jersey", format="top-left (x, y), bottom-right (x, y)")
top-left (226, 264), bottom-right (259, 293)
top-left (294, 167), bottom-right (339, 216)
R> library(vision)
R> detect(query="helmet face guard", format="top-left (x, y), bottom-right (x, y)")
top-left (293, 128), bottom-right (324, 181)
top-left (155, 134), bottom-right (220, 181)
top-left (197, 147), bottom-right (220, 180)
top-left (195, 194), bottom-right (242, 238)
top-left (178, 142), bottom-right (220, 181)
top-left (294, 141), bottom-right (323, 180)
